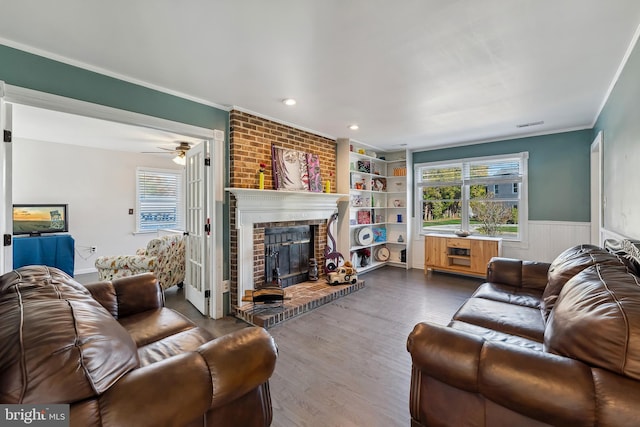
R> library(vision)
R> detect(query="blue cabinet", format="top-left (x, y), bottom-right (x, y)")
top-left (13, 234), bottom-right (75, 277)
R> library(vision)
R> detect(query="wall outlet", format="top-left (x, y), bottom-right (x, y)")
top-left (222, 280), bottom-right (230, 292)
top-left (90, 246), bottom-right (97, 253)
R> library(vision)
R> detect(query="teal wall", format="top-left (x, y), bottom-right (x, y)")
top-left (412, 130), bottom-right (593, 222)
top-left (594, 38), bottom-right (640, 239)
top-left (0, 44), bottom-right (228, 130)
top-left (0, 44), bottom-right (233, 303)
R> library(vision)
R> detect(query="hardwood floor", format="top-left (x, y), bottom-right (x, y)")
top-left (166, 267), bottom-right (482, 427)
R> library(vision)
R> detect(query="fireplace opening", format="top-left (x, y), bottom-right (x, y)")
top-left (264, 225), bottom-right (313, 288)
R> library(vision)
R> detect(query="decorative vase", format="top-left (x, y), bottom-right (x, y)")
top-left (308, 258), bottom-right (319, 281)
top-left (259, 172), bottom-right (265, 190)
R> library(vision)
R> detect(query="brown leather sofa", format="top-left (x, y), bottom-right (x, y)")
top-left (0, 265), bottom-right (278, 427)
top-left (407, 242), bottom-right (640, 427)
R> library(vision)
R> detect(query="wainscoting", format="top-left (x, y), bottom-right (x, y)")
top-left (504, 220), bottom-right (591, 262)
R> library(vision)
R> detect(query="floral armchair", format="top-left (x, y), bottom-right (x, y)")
top-left (95, 234), bottom-right (186, 290)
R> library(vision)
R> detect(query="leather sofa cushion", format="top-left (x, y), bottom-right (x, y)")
top-left (118, 307), bottom-right (198, 347)
top-left (448, 320), bottom-right (543, 352)
top-left (0, 266), bottom-right (138, 404)
top-left (472, 282), bottom-right (542, 309)
top-left (541, 244), bottom-right (628, 321)
top-left (545, 264), bottom-right (640, 380)
top-left (137, 327), bottom-right (213, 367)
top-left (452, 297), bottom-right (545, 342)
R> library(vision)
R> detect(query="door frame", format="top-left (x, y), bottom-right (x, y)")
top-left (1, 83), bottom-right (13, 273)
top-left (590, 131), bottom-right (603, 246)
top-left (2, 83), bottom-right (225, 318)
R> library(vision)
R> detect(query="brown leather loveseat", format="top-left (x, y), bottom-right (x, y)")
top-left (0, 265), bottom-right (277, 427)
top-left (407, 241), bottom-right (640, 426)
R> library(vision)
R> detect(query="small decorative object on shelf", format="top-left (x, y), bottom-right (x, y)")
top-left (357, 248), bottom-right (371, 267)
top-left (357, 211), bottom-right (371, 225)
top-left (393, 167), bottom-right (407, 176)
top-left (375, 246), bottom-right (390, 262)
top-left (372, 178), bottom-right (386, 191)
top-left (373, 227), bottom-right (386, 243)
top-left (325, 172), bottom-right (332, 193)
top-left (454, 230), bottom-right (472, 237)
top-left (258, 162), bottom-right (266, 190)
top-left (398, 234), bottom-right (404, 243)
top-left (357, 160), bottom-right (370, 173)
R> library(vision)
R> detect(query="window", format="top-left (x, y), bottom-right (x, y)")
top-left (136, 168), bottom-right (184, 232)
top-left (415, 152), bottom-right (528, 241)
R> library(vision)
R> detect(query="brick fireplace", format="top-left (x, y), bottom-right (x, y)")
top-left (227, 189), bottom-right (343, 307)
top-left (228, 109), bottom-right (339, 309)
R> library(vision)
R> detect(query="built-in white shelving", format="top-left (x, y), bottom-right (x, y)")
top-left (336, 139), bottom-right (411, 274)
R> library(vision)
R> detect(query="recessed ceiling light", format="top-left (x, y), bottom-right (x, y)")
top-left (283, 98), bottom-right (297, 106)
top-left (349, 124), bottom-right (359, 130)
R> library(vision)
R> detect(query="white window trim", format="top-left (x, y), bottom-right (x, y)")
top-left (135, 167), bottom-right (185, 234)
top-left (414, 152), bottom-right (529, 245)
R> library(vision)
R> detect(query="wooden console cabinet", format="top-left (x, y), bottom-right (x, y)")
top-left (424, 233), bottom-right (502, 278)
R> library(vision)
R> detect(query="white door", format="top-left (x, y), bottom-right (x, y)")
top-left (1, 83), bottom-right (13, 274)
top-left (184, 141), bottom-right (210, 314)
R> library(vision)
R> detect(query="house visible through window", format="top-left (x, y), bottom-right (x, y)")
top-left (136, 167), bottom-right (184, 232)
top-left (415, 152), bottom-right (528, 241)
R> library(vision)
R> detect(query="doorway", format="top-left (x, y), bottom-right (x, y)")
top-left (1, 83), bottom-right (224, 318)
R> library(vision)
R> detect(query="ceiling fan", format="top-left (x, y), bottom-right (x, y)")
top-left (143, 141), bottom-right (193, 164)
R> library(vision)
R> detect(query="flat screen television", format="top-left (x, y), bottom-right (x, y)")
top-left (13, 204), bottom-right (69, 236)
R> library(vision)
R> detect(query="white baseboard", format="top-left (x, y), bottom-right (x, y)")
top-left (74, 267), bottom-right (98, 276)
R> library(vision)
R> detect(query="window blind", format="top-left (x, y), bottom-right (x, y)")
top-left (137, 168), bottom-right (183, 232)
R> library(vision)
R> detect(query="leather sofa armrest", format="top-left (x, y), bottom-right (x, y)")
top-left (197, 326), bottom-right (278, 409)
top-left (89, 328), bottom-right (277, 426)
top-left (95, 352), bottom-right (213, 427)
top-left (407, 322), bottom-right (597, 426)
top-left (83, 273), bottom-right (163, 318)
top-left (407, 322), bottom-right (483, 392)
top-left (480, 340), bottom-right (595, 426)
top-left (486, 257), bottom-right (550, 289)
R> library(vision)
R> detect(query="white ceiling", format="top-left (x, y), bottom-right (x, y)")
top-left (11, 103), bottom-right (202, 154)
top-left (2, 0), bottom-right (640, 152)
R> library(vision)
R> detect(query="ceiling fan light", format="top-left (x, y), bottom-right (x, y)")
top-left (173, 155), bottom-right (186, 165)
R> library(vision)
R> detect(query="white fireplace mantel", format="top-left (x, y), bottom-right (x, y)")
top-left (226, 188), bottom-right (348, 306)
top-left (226, 188), bottom-right (347, 226)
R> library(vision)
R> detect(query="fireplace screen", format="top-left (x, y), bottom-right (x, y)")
top-left (264, 225), bottom-right (313, 288)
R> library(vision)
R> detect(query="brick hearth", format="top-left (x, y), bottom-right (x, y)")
top-left (235, 279), bottom-right (365, 329)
